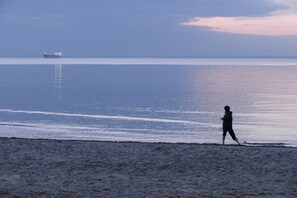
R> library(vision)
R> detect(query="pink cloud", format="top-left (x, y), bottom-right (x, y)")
top-left (182, 14), bottom-right (297, 36)
top-left (183, 0), bottom-right (297, 36)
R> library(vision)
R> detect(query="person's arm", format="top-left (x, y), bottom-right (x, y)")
top-left (223, 113), bottom-right (232, 122)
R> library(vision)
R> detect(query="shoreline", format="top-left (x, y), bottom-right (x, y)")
top-left (1, 137), bottom-right (297, 197)
top-left (0, 136), bottom-right (292, 148)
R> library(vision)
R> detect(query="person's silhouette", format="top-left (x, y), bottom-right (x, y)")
top-left (221, 106), bottom-right (240, 145)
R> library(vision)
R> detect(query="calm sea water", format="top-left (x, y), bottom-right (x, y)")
top-left (1, 58), bottom-right (297, 146)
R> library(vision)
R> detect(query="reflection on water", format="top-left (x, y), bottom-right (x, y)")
top-left (0, 61), bottom-right (297, 146)
top-left (54, 64), bottom-right (62, 102)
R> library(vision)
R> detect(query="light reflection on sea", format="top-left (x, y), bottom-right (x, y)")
top-left (0, 58), bottom-right (297, 146)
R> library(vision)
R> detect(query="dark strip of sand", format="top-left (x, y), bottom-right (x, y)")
top-left (0, 137), bottom-right (297, 197)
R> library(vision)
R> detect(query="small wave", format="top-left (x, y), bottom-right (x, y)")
top-left (243, 141), bottom-right (286, 147)
top-left (0, 109), bottom-right (218, 127)
top-left (0, 122), bottom-right (35, 127)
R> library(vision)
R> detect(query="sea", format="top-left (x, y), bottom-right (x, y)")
top-left (0, 58), bottom-right (297, 146)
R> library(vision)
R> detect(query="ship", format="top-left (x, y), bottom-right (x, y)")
top-left (43, 52), bottom-right (62, 58)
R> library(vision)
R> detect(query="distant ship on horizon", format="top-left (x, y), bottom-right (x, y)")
top-left (43, 52), bottom-right (62, 58)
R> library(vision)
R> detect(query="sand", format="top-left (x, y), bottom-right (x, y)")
top-left (0, 137), bottom-right (297, 197)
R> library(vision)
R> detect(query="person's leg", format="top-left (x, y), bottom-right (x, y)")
top-left (222, 135), bottom-right (226, 145)
top-left (222, 129), bottom-right (227, 145)
top-left (228, 129), bottom-right (240, 145)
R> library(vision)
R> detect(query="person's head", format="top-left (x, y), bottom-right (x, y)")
top-left (224, 106), bottom-right (230, 111)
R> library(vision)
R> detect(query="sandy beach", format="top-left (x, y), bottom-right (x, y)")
top-left (0, 137), bottom-right (297, 197)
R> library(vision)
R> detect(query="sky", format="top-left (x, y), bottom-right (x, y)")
top-left (0, 0), bottom-right (296, 57)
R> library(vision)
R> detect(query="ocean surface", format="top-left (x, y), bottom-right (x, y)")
top-left (1, 58), bottom-right (297, 146)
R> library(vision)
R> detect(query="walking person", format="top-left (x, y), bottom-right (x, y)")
top-left (221, 106), bottom-right (240, 145)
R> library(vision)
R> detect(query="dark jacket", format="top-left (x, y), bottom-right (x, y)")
top-left (222, 111), bottom-right (233, 129)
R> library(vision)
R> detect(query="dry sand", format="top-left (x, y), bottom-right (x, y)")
top-left (0, 137), bottom-right (297, 198)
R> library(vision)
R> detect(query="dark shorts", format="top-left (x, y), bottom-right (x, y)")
top-left (223, 127), bottom-right (237, 140)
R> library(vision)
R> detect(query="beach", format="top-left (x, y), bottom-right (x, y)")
top-left (0, 137), bottom-right (297, 197)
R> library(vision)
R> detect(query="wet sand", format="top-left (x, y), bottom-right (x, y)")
top-left (0, 137), bottom-right (297, 197)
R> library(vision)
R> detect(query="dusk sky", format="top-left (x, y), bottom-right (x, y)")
top-left (0, 0), bottom-right (297, 57)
